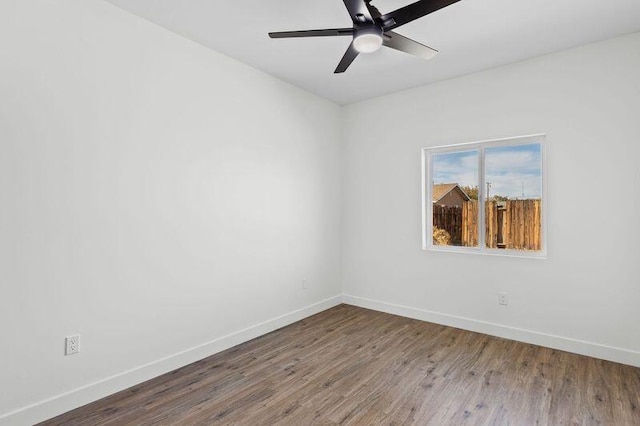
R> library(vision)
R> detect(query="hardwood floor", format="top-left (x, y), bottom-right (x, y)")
top-left (40, 305), bottom-right (640, 425)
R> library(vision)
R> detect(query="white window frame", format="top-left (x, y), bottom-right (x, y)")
top-left (422, 134), bottom-right (547, 258)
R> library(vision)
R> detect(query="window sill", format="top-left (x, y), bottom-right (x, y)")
top-left (423, 245), bottom-right (547, 259)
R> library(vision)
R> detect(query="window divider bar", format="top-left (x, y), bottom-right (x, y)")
top-left (478, 147), bottom-right (486, 253)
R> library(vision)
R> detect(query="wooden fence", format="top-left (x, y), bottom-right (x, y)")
top-left (433, 199), bottom-right (541, 250)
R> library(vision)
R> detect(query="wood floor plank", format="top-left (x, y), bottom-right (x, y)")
top-left (39, 305), bottom-right (640, 425)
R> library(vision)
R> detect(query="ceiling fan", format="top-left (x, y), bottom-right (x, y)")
top-left (268, 0), bottom-right (461, 73)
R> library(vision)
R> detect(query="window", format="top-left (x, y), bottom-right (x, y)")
top-left (422, 135), bottom-right (546, 257)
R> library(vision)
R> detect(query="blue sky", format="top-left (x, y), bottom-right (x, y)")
top-left (432, 143), bottom-right (542, 199)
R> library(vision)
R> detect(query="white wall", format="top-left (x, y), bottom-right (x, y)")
top-left (342, 33), bottom-right (640, 366)
top-left (0, 0), bottom-right (342, 423)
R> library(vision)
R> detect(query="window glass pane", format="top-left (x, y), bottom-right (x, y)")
top-left (484, 143), bottom-right (542, 251)
top-left (431, 150), bottom-right (479, 247)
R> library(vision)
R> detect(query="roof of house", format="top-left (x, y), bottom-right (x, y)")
top-left (432, 183), bottom-right (471, 203)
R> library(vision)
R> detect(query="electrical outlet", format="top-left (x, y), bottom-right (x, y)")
top-left (498, 292), bottom-right (508, 306)
top-left (301, 279), bottom-right (308, 290)
top-left (65, 335), bottom-right (80, 355)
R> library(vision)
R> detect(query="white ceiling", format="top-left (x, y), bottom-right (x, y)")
top-left (104, 0), bottom-right (640, 104)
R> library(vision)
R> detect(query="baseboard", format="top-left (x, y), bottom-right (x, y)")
top-left (342, 294), bottom-right (640, 368)
top-left (0, 295), bottom-right (342, 426)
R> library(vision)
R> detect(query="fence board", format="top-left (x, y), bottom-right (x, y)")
top-left (462, 201), bottom-right (478, 247)
top-left (433, 199), bottom-right (541, 250)
top-left (433, 205), bottom-right (463, 245)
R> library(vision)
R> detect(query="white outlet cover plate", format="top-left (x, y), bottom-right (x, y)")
top-left (65, 335), bottom-right (80, 355)
top-left (498, 292), bottom-right (509, 306)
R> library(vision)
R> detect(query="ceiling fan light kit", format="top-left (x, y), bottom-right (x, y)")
top-left (268, 0), bottom-right (460, 73)
top-left (353, 27), bottom-right (383, 53)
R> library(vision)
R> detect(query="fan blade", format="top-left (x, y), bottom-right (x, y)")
top-left (334, 42), bottom-right (359, 74)
top-left (379, 0), bottom-right (461, 31)
top-left (342, 0), bottom-right (374, 24)
top-left (269, 28), bottom-right (354, 38)
top-left (383, 31), bottom-right (438, 60)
